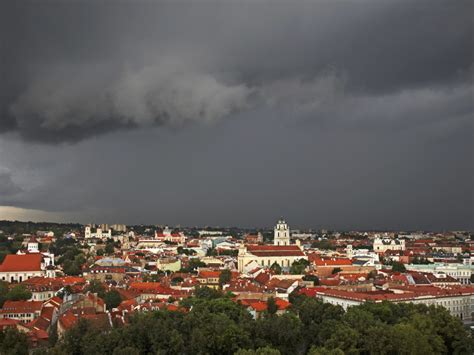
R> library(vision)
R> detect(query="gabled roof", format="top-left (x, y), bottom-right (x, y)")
top-left (29, 316), bottom-right (51, 331)
top-left (254, 272), bottom-right (271, 285)
top-left (246, 298), bottom-right (291, 312)
top-left (266, 278), bottom-right (298, 291)
top-left (309, 256), bottom-right (352, 267)
top-left (0, 301), bottom-right (43, 313)
top-left (247, 245), bottom-right (305, 257)
top-left (198, 270), bottom-right (221, 278)
top-left (0, 254), bottom-right (43, 272)
top-left (129, 282), bottom-right (178, 295)
top-left (58, 311), bottom-right (77, 330)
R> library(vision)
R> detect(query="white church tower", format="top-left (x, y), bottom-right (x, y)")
top-left (85, 226), bottom-right (91, 239)
top-left (274, 218), bottom-right (290, 246)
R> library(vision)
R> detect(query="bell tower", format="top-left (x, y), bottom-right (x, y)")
top-left (274, 218), bottom-right (290, 246)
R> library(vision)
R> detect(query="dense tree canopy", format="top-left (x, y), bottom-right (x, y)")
top-left (290, 259), bottom-right (309, 275)
top-left (0, 327), bottom-right (29, 355)
top-left (219, 269), bottom-right (232, 287)
top-left (390, 261), bottom-right (407, 273)
top-left (7, 289), bottom-right (470, 355)
top-left (0, 283), bottom-right (32, 306)
top-left (104, 290), bottom-right (122, 310)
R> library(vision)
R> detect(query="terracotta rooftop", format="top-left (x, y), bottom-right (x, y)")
top-left (247, 245), bottom-right (305, 257)
top-left (198, 270), bottom-right (221, 278)
top-left (309, 256), bottom-right (352, 267)
top-left (0, 300), bottom-right (43, 313)
top-left (0, 254), bottom-right (43, 272)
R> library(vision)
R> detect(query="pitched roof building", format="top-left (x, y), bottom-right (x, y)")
top-left (0, 254), bottom-right (47, 282)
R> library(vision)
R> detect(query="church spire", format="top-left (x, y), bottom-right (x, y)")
top-left (274, 218), bottom-right (290, 246)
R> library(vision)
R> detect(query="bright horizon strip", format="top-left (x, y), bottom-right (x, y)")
top-left (0, 206), bottom-right (70, 223)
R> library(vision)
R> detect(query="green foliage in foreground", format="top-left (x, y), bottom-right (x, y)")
top-left (0, 283), bottom-right (32, 307)
top-left (2, 291), bottom-right (473, 355)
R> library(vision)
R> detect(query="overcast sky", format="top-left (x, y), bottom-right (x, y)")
top-left (0, 1), bottom-right (472, 230)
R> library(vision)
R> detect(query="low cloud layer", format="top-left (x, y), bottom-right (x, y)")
top-left (1, 1), bottom-right (472, 143)
top-left (8, 61), bottom-right (254, 142)
top-left (0, 168), bottom-right (22, 197)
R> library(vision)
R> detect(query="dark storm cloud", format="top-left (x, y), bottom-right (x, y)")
top-left (0, 1), bottom-right (472, 230)
top-left (0, 169), bottom-right (22, 197)
top-left (0, 0), bottom-right (472, 143)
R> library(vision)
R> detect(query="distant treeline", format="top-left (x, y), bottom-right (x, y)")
top-left (0, 220), bottom-right (82, 236)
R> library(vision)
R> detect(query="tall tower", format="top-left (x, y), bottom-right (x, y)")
top-left (85, 226), bottom-right (91, 239)
top-left (274, 218), bottom-right (290, 246)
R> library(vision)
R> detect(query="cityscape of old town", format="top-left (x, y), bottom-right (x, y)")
top-left (0, 219), bottom-right (472, 353)
top-left (1, 0), bottom-right (472, 354)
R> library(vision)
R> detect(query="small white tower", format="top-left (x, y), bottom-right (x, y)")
top-left (346, 244), bottom-right (353, 259)
top-left (274, 218), bottom-right (290, 246)
top-left (163, 226), bottom-right (172, 237)
top-left (85, 226), bottom-right (91, 239)
top-left (27, 237), bottom-right (39, 253)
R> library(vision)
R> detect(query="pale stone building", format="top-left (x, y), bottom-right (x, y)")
top-left (274, 218), bottom-right (290, 246)
top-left (238, 219), bottom-right (307, 272)
top-left (373, 237), bottom-right (406, 253)
top-left (85, 226), bottom-right (112, 239)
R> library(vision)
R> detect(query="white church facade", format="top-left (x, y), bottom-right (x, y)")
top-left (274, 218), bottom-right (290, 246)
top-left (238, 218), bottom-right (307, 272)
top-left (85, 226), bottom-right (112, 240)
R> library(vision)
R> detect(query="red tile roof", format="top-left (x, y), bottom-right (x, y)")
top-left (0, 300), bottom-right (43, 314)
top-left (58, 311), bottom-right (77, 330)
top-left (0, 254), bottom-right (43, 272)
top-left (246, 298), bottom-right (291, 312)
top-left (0, 318), bottom-right (24, 330)
top-left (247, 245), bottom-right (305, 257)
top-left (129, 282), bottom-right (178, 295)
top-left (198, 270), bottom-right (221, 278)
top-left (299, 285), bottom-right (474, 302)
top-left (310, 257), bottom-right (352, 267)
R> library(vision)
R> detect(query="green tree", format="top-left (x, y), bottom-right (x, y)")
top-left (0, 281), bottom-right (9, 307)
top-left (6, 285), bottom-right (32, 301)
top-left (266, 297), bottom-right (278, 316)
top-left (391, 261), bottom-right (406, 272)
top-left (235, 346), bottom-right (281, 355)
top-left (0, 327), bottom-right (29, 355)
top-left (113, 347), bottom-right (140, 355)
top-left (104, 290), bottom-right (122, 310)
top-left (62, 260), bottom-right (80, 276)
top-left (171, 276), bottom-right (184, 285)
top-left (181, 258), bottom-right (206, 273)
top-left (194, 286), bottom-right (224, 300)
top-left (254, 313), bottom-right (304, 354)
top-left (105, 241), bottom-right (115, 255)
top-left (331, 267), bottom-right (342, 275)
top-left (206, 248), bottom-right (218, 256)
top-left (389, 323), bottom-right (433, 354)
top-left (290, 259), bottom-right (309, 274)
top-left (302, 274), bottom-right (320, 285)
top-left (85, 279), bottom-right (106, 298)
top-left (219, 269), bottom-right (232, 288)
top-left (308, 346), bottom-right (344, 355)
top-left (426, 305), bottom-right (473, 354)
top-left (270, 262), bottom-right (282, 275)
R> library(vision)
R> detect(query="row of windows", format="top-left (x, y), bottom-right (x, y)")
top-left (1, 274), bottom-right (38, 282)
top-left (260, 259), bottom-right (292, 267)
top-left (2, 313), bottom-right (34, 318)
